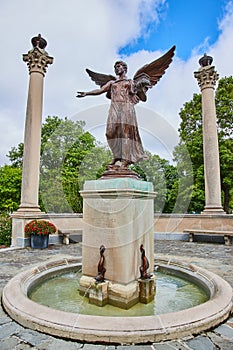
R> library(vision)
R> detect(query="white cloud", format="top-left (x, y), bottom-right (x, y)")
top-left (0, 108), bottom-right (24, 164)
top-left (0, 0), bottom-right (232, 165)
top-left (211, 1), bottom-right (233, 77)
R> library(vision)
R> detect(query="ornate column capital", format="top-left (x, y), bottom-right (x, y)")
top-left (194, 65), bottom-right (219, 91)
top-left (23, 46), bottom-right (53, 76)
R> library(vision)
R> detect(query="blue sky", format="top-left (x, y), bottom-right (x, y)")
top-left (120, 0), bottom-right (228, 59)
top-left (0, 0), bottom-right (232, 165)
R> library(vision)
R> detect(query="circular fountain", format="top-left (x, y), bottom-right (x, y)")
top-left (3, 179), bottom-right (233, 344)
top-left (2, 255), bottom-right (232, 344)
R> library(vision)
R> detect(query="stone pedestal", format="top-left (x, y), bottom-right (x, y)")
top-left (79, 178), bottom-right (156, 308)
top-left (139, 275), bottom-right (156, 304)
top-left (79, 275), bottom-right (108, 307)
top-left (89, 282), bottom-right (109, 307)
top-left (79, 275), bottom-right (139, 309)
top-left (107, 280), bottom-right (139, 309)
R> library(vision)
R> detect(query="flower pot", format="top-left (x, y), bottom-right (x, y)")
top-left (30, 234), bottom-right (49, 249)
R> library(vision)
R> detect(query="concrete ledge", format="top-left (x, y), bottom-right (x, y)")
top-left (154, 232), bottom-right (228, 244)
top-left (154, 232), bottom-right (189, 241)
top-left (184, 229), bottom-right (233, 245)
top-left (2, 256), bottom-right (232, 344)
top-left (11, 213), bottom-right (233, 248)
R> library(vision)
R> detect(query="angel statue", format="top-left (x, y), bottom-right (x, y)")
top-left (77, 46), bottom-right (175, 175)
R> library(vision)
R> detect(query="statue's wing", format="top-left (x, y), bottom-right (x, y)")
top-left (86, 69), bottom-right (116, 99)
top-left (133, 45), bottom-right (176, 101)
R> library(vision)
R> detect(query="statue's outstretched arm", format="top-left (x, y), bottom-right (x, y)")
top-left (77, 68), bottom-right (116, 99)
top-left (77, 80), bottom-right (112, 98)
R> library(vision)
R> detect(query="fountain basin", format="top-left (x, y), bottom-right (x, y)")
top-left (2, 256), bottom-right (232, 344)
top-left (28, 266), bottom-right (208, 316)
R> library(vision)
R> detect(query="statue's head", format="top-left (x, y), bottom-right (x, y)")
top-left (100, 244), bottom-right (105, 254)
top-left (114, 61), bottom-right (127, 74)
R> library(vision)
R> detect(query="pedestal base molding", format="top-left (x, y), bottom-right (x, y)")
top-left (202, 206), bottom-right (225, 215)
top-left (79, 275), bottom-right (156, 309)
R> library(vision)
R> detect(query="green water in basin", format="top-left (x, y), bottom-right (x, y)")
top-left (28, 269), bottom-right (209, 317)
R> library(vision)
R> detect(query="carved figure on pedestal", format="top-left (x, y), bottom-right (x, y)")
top-left (95, 245), bottom-right (106, 283)
top-left (139, 244), bottom-right (152, 279)
top-left (77, 46), bottom-right (175, 174)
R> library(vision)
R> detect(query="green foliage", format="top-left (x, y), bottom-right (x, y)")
top-left (0, 214), bottom-right (12, 246)
top-left (7, 142), bottom-right (24, 167)
top-left (0, 165), bottom-right (22, 212)
top-left (40, 117), bottom-right (92, 212)
top-left (216, 77), bottom-right (233, 213)
top-left (39, 116), bottom-right (111, 212)
top-left (77, 143), bottom-right (111, 185)
top-left (216, 76), bottom-right (233, 138)
top-left (41, 115), bottom-right (63, 150)
top-left (4, 115), bottom-right (112, 214)
top-left (131, 151), bottom-right (178, 213)
top-left (174, 76), bottom-right (233, 213)
top-left (171, 144), bottom-right (194, 213)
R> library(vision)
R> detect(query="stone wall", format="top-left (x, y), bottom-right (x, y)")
top-left (11, 212), bottom-right (233, 247)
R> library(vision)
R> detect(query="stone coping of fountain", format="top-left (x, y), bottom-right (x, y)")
top-left (2, 255), bottom-right (232, 345)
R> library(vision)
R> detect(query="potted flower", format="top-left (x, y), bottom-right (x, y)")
top-left (24, 219), bottom-right (57, 249)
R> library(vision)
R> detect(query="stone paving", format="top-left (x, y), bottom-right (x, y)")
top-left (0, 241), bottom-right (233, 349)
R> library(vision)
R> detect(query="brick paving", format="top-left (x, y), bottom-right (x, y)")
top-left (0, 241), bottom-right (233, 349)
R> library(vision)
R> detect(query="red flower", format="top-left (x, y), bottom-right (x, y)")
top-left (24, 220), bottom-right (57, 236)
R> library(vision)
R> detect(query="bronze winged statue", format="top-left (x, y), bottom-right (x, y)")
top-left (77, 46), bottom-right (175, 172)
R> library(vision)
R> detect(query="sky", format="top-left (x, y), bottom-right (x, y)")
top-left (0, 0), bottom-right (232, 166)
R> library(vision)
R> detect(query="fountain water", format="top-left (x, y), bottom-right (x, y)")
top-left (28, 264), bottom-right (209, 316)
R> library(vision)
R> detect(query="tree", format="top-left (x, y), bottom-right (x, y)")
top-left (6, 116), bottom-right (111, 213)
top-left (162, 162), bottom-right (182, 213)
top-left (7, 143), bottom-right (24, 168)
top-left (39, 117), bottom-right (108, 212)
top-left (174, 76), bottom-right (233, 213)
top-left (7, 116), bottom-right (63, 168)
top-left (216, 77), bottom-right (233, 213)
top-left (0, 165), bottom-right (22, 212)
top-left (173, 93), bottom-right (204, 213)
top-left (131, 152), bottom-right (178, 213)
top-left (40, 116), bottom-right (113, 212)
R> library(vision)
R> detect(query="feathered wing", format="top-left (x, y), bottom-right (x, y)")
top-left (86, 69), bottom-right (116, 99)
top-left (133, 45), bottom-right (176, 101)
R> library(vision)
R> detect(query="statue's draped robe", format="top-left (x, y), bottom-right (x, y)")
top-left (106, 79), bottom-right (147, 164)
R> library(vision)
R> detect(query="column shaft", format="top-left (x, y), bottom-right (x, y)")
top-left (201, 87), bottom-right (222, 210)
top-left (19, 72), bottom-right (44, 211)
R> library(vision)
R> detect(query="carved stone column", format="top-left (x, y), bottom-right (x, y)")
top-left (194, 54), bottom-right (224, 214)
top-left (17, 34), bottom-right (53, 213)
